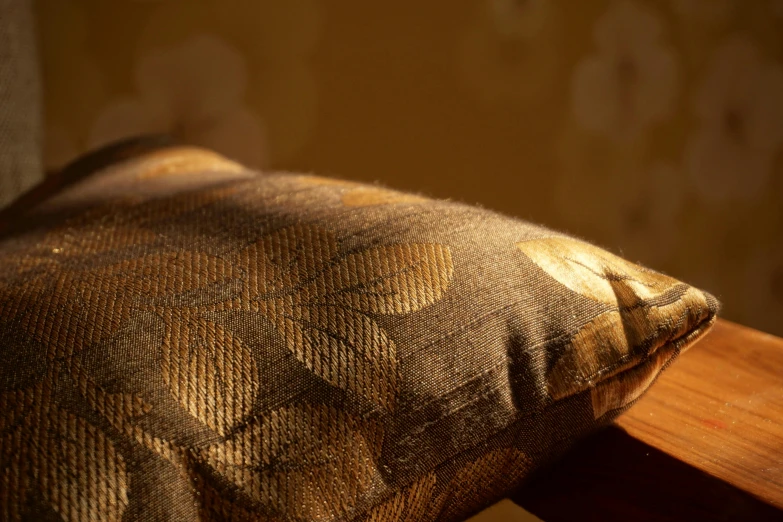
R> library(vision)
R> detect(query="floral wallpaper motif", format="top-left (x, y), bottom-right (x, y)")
top-left (670, 0), bottom-right (734, 25)
top-left (39, 0), bottom-right (318, 169)
top-left (37, 0), bottom-right (783, 340)
top-left (459, 0), bottom-right (562, 108)
top-left (89, 35), bottom-right (267, 168)
top-left (687, 36), bottom-right (783, 203)
top-left (571, 1), bottom-right (678, 141)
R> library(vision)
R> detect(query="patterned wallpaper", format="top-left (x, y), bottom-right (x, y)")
top-left (37, 0), bottom-right (783, 337)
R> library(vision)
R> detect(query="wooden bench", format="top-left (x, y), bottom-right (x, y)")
top-left (498, 320), bottom-right (783, 521)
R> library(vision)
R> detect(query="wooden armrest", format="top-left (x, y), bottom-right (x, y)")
top-left (512, 319), bottom-right (783, 521)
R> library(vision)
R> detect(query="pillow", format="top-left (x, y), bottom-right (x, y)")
top-left (0, 141), bottom-right (718, 522)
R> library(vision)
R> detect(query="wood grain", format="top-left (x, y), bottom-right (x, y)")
top-left (513, 319), bottom-right (783, 521)
top-left (617, 319), bottom-right (783, 508)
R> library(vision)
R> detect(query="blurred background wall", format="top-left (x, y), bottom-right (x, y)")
top-left (37, 0), bottom-right (783, 336)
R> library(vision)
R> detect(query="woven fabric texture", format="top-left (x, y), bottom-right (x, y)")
top-left (0, 0), bottom-right (42, 208)
top-left (0, 143), bottom-right (718, 521)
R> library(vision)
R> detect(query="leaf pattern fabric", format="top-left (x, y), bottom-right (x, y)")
top-left (161, 314), bottom-right (259, 436)
top-left (518, 237), bottom-right (714, 408)
top-left (0, 380), bottom-right (129, 522)
top-left (203, 403), bottom-right (381, 519)
top-left (293, 175), bottom-right (428, 208)
top-left (0, 144), bottom-right (718, 521)
top-left (517, 236), bottom-right (680, 305)
top-left (432, 449), bottom-right (533, 522)
top-left (359, 473), bottom-right (437, 522)
top-left (231, 224), bottom-right (453, 411)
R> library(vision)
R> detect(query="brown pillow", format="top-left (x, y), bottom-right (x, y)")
top-left (0, 141), bottom-right (718, 522)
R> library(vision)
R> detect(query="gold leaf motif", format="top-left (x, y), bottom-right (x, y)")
top-left (294, 175), bottom-right (427, 208)
top-left (69, 358), bottom-right (153, 433)
top-left (35, 205), bottom-right (159, 258)
top-left (591, 343), bottom-right (676, 419)
top-left (79, 251), bottom-right (240, 351)
top-left (0, 468), bottom-right (25, 521)
top-left (518, 237), bottom-right (713, 404)
top-left (55, 225), bottom-right (159, 258)
top-left (341, 187), bottom-right (427, 208)
top-left (517, 236), bottom-right (680, 305)
top-left (35, 407), bottom-right (129, 522)
top-left (235, 224), bottom-right (453, 410)
top-left (547, 287), bottom-right (711, 401)
top-left (547, 310), bottom-right (627, 401)
top-left (29, 182), bottom-right (240, 261)
top-left (133, 147), bottom-right (245, 179)
top-left (1, 250), bottom-right (241, 362)
top-left (0, 175), bottom-right (459, 520)
top-left (0, 381), bottom-right (129, 522)
top-left (0, 423), bottom-right (27, 521)
top-left (319, 243), bottom-right (453, 315)
top-left (429, 448), bottom-right (532, 522)
top-left (0, 388), bottom-right (37, 521)
top-left (0, 389), bottom-right (33, 433)
top-left (203, 403), bottom-right (380, 520)
top-left (93, 251), bottom-right (239, 301)
top-left (161, 314), bottom-right (259, 436)
top-left (246, 223), bottom-right (339, 292)
top-left (271, 306), bottom-right (397, 410)
top-left (199, 478), bottom-right (282, 522)
top-left (294, 175), bottom-right (361, 188)
top-left (0, 253), bottom-right (59, 280)
top-left (359, 473), bottom-right (437, 522)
